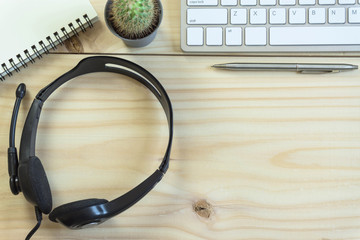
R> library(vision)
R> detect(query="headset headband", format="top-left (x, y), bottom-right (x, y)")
top-left (20, 56), bottom-right (172, 173)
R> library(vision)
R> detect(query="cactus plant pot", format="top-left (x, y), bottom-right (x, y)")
top-left (104, 0), bottom-right (163, 48)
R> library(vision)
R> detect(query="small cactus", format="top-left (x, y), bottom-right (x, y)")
top-left (109, 0), bottom-right (160, 39)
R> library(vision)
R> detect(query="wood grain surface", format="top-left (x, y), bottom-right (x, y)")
top-left (2, 0), bottom-right (360, 239)
top-left (1, 54), bottom-right (360, 240)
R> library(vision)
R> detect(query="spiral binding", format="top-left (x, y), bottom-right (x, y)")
top-left (0, 14), bottom-right (94, 81)
top-left (17, 54), bottom-right (27, 68)
top-left (9, 59), bottom-right (20, 73)
top-left (68, 23), bottom-right (79, 37)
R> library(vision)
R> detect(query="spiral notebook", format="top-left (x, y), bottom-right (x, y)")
top-left (0, 0), bottom-right (98, 81)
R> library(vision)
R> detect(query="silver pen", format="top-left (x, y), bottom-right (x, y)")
top-left (212, 63), bottom-right (358, 73)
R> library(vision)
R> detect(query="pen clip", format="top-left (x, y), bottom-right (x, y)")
top-left (298, 70), bottom-right (340, 74)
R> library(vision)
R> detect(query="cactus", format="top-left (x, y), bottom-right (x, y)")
top-left (110, 0), bottom-right (160, 39)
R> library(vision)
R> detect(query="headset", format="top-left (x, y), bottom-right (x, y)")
top-left (7, 56), bottom-right (173, 238)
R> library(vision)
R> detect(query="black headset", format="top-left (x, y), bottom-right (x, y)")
top-left (8, 56), bottom-right (173, 238)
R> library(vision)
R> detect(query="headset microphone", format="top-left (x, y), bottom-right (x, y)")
top-left (8, 83), bottom-right (26, 195)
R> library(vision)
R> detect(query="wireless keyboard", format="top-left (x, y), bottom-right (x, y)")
top-left (181, 0), bottom-right (360, 52)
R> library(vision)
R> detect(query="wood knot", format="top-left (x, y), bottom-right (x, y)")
top-left (193, 200), bottom-right (213, 219)
top-left (64, 36), bottom-right (84, 53)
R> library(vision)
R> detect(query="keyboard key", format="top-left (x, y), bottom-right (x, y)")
top-left (289, 8), bottom-right (306, 24)
top-left (226, 27), bottom-right (243, 45)
top-left (270, 26), bottom-right (360, 45)
top-left (349, 7), bottom-right (360, 23)
top-left (240, 0), bottom-right (257, 6)
top-left (328, 8), bottom-right (345, 23)
top-left (245, 27), bottom-right (267, 45)
top-left (309, 8), bottom-right (326, 24)
top-left (221, 0), bottom-right (238, 5)
top-left (279, 0), bottom-right (296, 5)
top-left (187, 27), bottom-right (204, 45)
top-left (187, 9), bottom-right (228, 25)
top-left (206, 27), bottom-right (223, 45)
top-left (250, 8), bottom-right (267, 24)
top-left (231, 9), bottom-right (247, 24)
top-left (260, 0), bottom-right (276, 5)
top-left (339, 0), bottom-right (356, 4)
top-left (299, 0), bottom-right (315, 5)
top-left (187, 0), bottom-right (218, 5)
top-left (270, 8), bottom-right (286, 24)
top-left (318, 0), bottom-right (335, 4)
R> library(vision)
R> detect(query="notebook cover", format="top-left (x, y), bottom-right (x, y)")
top-left (0, 0), bottom-right (98, 80)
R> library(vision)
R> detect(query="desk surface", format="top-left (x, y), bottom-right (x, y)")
top-left (1, 1), bottom-right (360, 240)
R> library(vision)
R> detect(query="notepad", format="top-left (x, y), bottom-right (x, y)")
top-left (0, 0), bottom-right (98, 81)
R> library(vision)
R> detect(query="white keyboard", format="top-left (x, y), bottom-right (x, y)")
top-left (181, 0), bottom-right (360, 52)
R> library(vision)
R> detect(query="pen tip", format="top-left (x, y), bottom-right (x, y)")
top-left (212, 64), bottom-right (224, 68)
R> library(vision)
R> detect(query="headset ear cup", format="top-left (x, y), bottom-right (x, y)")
top-left (49, 198), bottom-right (108, 223)
top-left (18, 156), bottom-right (52, 214)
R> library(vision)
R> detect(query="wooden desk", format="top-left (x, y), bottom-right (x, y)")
top-left (1, 1), bottom-right (360, 239)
